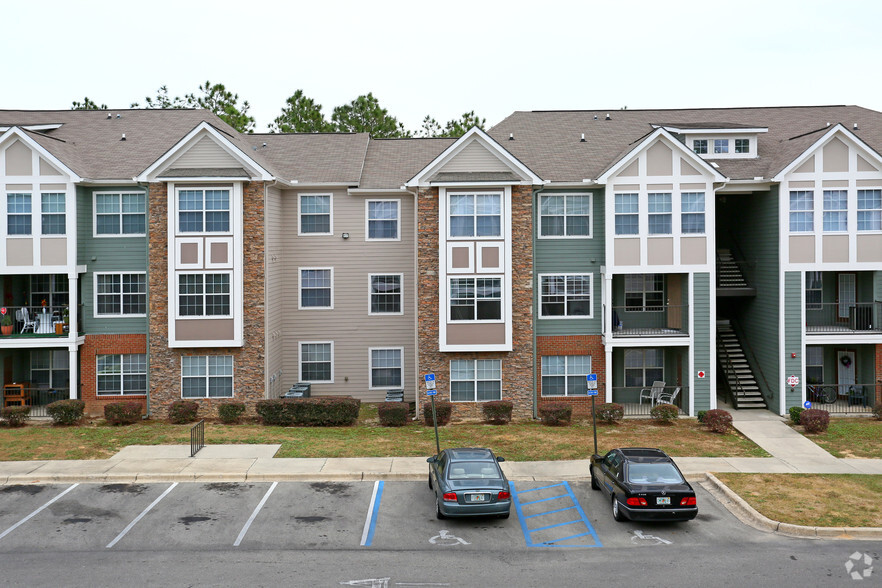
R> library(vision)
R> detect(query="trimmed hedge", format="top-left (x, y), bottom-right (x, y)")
top-left (255, 397), bottom-right (361, 426)
top-left (46, 399), bottom-right (85, 425)
top-left (481, 400), bottom-right (513, 424)
top-left (800, 408), bottom-right (830, 434)
top-left (703, 409), bottom-right (733, 433)
top-left (217, 401), bottom-right (246, 424)
top-left (873, 403), bottom-right (882, 421)
top-left (168, 400), bottom-right (199, 424)
top-left (378, 402), bottom-right (408, 427)
top-left (422, 400), bottom-right (453, 426)
top-left (538, 402), bottom-right (572, 426)
top-left (104, 401), bottom-right (142, 425)
top-left (789, 406), bottom-right (805, 425)
top-left (1, 405), bottom-right (30, 427)
top-left (595, 402), bottom-right (624, 424)
top-left (650, 403), bottom-right (679, 423)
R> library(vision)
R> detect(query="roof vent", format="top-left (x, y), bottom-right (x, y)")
top-left (854, 123), bottom-right (859, 130)
top-left (508, 133), bottom-right (514, 141)
top-left (580, 133), bottom-right (586, 142)
top-left (120, 133), bottom-right (126, 141)
top-left (593, 115), bottom-right (598, 120)
top-left (605, 113), bottom-right (611, 120)
top-left (116, 114), bottom-right (121, 119)
top-left (827, 122), bottom-right (831, 127)
top-left (107, 113), bottom-right (112, 119)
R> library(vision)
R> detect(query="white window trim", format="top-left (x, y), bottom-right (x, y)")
top-left (175, 186), bottom-right (233, 236)
top-left (298, 193), bottom-right (333, 236)
top-left (449, 358), bottom-right (503, 403)
top-left (298, 267), bottom-right (334, 310)
top-left (446, 190), bottom-right (504, 240)
top-left (822, 189), bottom-right (848, 233)
top-left (93, 272), bottom-right (148, 318)
top-left (538, 192), bottom-right (593, 239)
top-left (179, 355), bottom-right (235, 399)
top-left (538, 273), bottom-right (594, 319)
top-left (368, 273), bottom-right (404, 316)
top-left (368, 346), bottom-right (404, 390)
top-left (365, 198), bottom-right (401, 241)
top-left (175, 271), bottom-right (234, 319)
top-left (299, 341), bottom-right (334, 384)
top-left (614, 192), bottom-right (640, 236)
top-left (93, 191), bottom-right (147, 238)
top-left (857, 188), bottom-right (882, 233)
top-left (540, 355), bottom-right (592, 397)
top-left (6, 191), bottom-right (33, 237)
top-left (447, 275), bottom-right (504, 323)
top-left (96, 353), bottom-right (147, 396)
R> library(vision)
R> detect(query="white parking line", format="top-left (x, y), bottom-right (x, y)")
top-left (0, 484), bottom-right (79, 542)
top-left (234, 481), bottom-right (278, 547)
top-left (360, 480), bottom-right (384, 546)
top-left (106, 482), bottom-right (177, 549)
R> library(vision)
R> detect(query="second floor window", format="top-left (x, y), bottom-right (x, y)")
top-left (179, 273), bottom-right (231, 316)
top-left (96, 273), bottom-right (147, 316)
top-left (540, 274), bottom-right (591, 317)
top-left (300, 269), bottom-right (332, 308)
top-left (789, 190), bottom-right (814, 232)
top-left (858, 189), bottom-right (881, 231)
top-left (7, 193), bottom-right (31, 235)
top-left (615, 193), bottom-right (638, 235)
top-left (681, 192), bottom-right (706, 234)
top-left (625, 274), bottom-right (664, 311)
top-left (450, 277), bottom-right (501, 321)
top-left (449, 192), bottom-right (501, 237)
top-left (367, 200), bottom-right (399, 239)
top-left (300, 194), bottom-right (331, 234)
top-left (539, 194), bottom-right (591, 237)
top-left (96, 192), bottom-right (146, 235)
top-left (179, 189), bottom-right (230, 233)
top-left (805, 271), bottom-right (822, 311)
top-left (41, 193), bottom-right (65, 235)
top-left (648, 193), bottom-right (672, 235)
top-left (369, 274), bottom-right (402, 314)
top-left (823, 190), bottom-right (847, 231)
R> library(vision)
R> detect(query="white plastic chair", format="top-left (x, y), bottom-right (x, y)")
top-left (639, 381), bottom-right (665, 405)
top-left (655, 386), bottom-right (681, 407)
top-left (20, 308), bottom-right (36, 333)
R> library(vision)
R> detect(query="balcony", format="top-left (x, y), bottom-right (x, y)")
top-left (805, 302), bottom-right (882, 334)
top-left (0, 305), bottom-right (83, 339)
top-left (611, 304), bottom-right (689, 337)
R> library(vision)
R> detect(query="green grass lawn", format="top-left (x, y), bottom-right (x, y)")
top-left (801, 418), bottom-right (882, 458)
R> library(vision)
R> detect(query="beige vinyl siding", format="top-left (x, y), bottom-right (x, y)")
top-left (169, 136), bottom-right (241, 170)
top-left (281, 188), bottom-right (416, 402)
top-left (265, 185), bottom-right (284, 398)
top-left (435, 141), bottom-right (510, 173)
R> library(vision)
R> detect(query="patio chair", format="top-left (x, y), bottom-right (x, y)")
top-left (639, 381), bottom-right (666, 405)
top-left (19, 307), bottom-right (36, 333)
top-left (655, 386), bottom-right (681, 407)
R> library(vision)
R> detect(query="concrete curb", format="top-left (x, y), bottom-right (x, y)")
top-left (702, 473), bottom-right (882, 541)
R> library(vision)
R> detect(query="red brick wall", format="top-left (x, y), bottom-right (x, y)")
top-left (875, 344), bottom-right (882, 405)
top-left (536, 335), bottom-right (606, 416)
top-left (80, 334), bottom-right (147, 417)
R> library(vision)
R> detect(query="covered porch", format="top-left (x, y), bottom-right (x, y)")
top-left (610, 273), bottom-right (689, 338)
top-left (609, 345), bottom-right (691, 416)
top-left (804, 343), bottom-right (880, 414)
top-left (1, 347), bottom-right (75, 417)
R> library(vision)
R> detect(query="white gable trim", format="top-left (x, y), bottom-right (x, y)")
top-left (772, 124), bottom-right (882, 181)
top-left (405, 127), bottom-right (542, 187)
top-left (597, 128), bottom-right (727, 184)
top-left (135, 122), bottom-right (273, 182)
top-left (0, 127), bottom-right (83, 181)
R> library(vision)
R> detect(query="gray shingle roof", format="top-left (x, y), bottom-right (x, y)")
top-left (245, 133), bottom-right (370, 185)
top-left (359, 138), bottom-right (454, 190)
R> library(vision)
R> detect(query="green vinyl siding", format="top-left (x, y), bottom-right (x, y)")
top-left (77, 186), bottom-right (148, 334)
top-left (692, 273), bottom-right (711, 413)
top-left (784, 271), bottom-right (802, 409)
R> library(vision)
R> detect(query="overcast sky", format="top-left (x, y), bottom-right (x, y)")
top-left (4, 0), bottom-right (881, 132)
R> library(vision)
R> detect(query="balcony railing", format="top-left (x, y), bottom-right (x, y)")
top-left (611, 304), bottom-right (689, 337)
top-left (0, 305), bottom-right (82, 338)
top-left (1, 386), bottom-right (70, 418)
top-left (806, 383), bottom-right (880, 414)
top-left (610, 385), bottom-right (689, 416)
top-left (805, 302), bottom-right (881, 334)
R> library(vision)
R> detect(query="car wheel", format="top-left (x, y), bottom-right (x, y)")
top-left (612, 496), bottom-right (625, 522)
top-left (435, 498), bottom-right (445, 520)
top-left (428, 473), bottom-right (433, 490)
top-left (590, 466), bottom-right (599, 491)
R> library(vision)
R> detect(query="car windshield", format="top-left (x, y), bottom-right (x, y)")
top-left (627, 462), bottom-right (684, 484)
top-left (447, 461), bottom-right (500, 480)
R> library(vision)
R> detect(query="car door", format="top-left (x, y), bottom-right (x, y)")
top-left (431, 451), bottom-right (448, 496)
top-left (599, 451), bottom-right (622, 496)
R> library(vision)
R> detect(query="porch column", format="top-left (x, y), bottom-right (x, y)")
top-left (69, 345), bottom-right (78, 400)
top-left (605, 346), bottom-right (613, 404)
top-left (68, 274), bottom-right (78, 400)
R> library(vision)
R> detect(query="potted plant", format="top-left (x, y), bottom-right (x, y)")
top-left (1, 312), bottom-right (13, 335)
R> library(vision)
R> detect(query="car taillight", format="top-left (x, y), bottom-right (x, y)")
top-left (497, 491), bottom-right (511, 500)
top-left (626, 497), bottom-right (648, 506)
top-left (680, 496), bottom-right (697, 506)
top-left (442, 492), bottom-right (457, 502)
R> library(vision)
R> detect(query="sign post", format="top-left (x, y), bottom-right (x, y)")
top-left (424, 373), bottom-right (440, 455)
top-left (587, 374), bottom-right (599, 456)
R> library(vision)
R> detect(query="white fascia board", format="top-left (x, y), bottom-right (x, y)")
top-left (135, 122), bottom-right (273, 182)
top-left (0, 124), bottom-right (64, 132)
top-left (405, 127), bottom-right (542, 187)
top-left (428, 181), bottom-right (534, 187)
top-left (772, 124), bottom-right (882, 181)
top-left (0, 127), bottom-right (83, 182)
top-left (152, 176), bottom-right (256, 183)
top-left (79, 179), bottom-right (141, 186)
top-left (348, 187), bottom-right (410, 195)
top-left (717, 180), bottom-right (774, 193)
top-left (655, 125), bottom-right (769, 135)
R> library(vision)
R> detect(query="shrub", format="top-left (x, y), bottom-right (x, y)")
top-left (255, 397), bottom-right (361, 426)
top-left (104, 401), bottom-right (142, 425)
top-left (422, 400), bottom-right (453, 426)
top-left (539, 402), bottom-right (573, 426)
top-left (650, 403), bottom-right (679, 423)
top-left (789, 406), bottom-right (805, 425)
top-left (1, 406), bottom-right (30, 427)
top-left (800, 408), bottom-right (830, 434)
top-left (168, 400), bottom-right (199, 424)
top-left (217, 401), bottom-right (246, 424)
top-left (872, 403), bottom-right (882, 421)
top-left (46, 399), bottom-right (85, 425)
top-left (595, 403), bottom-right (624, 424)
top-left (703, 409), bottom-right (733, 433)
top-left (696, 410), bottom-right (708, 423)
top-left (378, 402), bottom-right (408, 427)
top-left (481, 400), bottom-right (513, 424)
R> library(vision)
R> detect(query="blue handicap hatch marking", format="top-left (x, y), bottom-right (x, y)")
top-left (510, 481), bottom-right (602, 548)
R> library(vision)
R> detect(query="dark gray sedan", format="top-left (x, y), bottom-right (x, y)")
top-left (427, 448), bottom-right (511, 519)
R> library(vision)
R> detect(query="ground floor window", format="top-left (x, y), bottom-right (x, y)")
top-left (300, 342), bottom-right (333, 382)
top-left (624, 349), bottom-right (663, 387)
top-left (450, 359), bottom-right (501, 402)
top-left (181, 355), bottom-right (233, 398)
top-left (541, 355), bottom-right (591, 396)
top-left (30, 350), bottom-right (70, 389)
top-left (806, 346), bottom-right (824, 385)
top-left (97, 354), bottom-right (147, 395)
top-left (370, 348), bottom-right (403, 389)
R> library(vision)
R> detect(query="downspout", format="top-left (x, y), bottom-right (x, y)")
top-left (531, 186), bottom-right (544, 420)
top-left (405, 186), bottom-right (420, 419)
top-left (135, 180), bottom-right (152, 418)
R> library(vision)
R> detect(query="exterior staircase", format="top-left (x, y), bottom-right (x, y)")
top-left (717, 320), bottom-right (767, 409)
top-left (716, 249), bottom-right (756, 296)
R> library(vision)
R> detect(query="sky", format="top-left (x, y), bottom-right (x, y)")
top-left (3, 0), bottom-right (882, 133)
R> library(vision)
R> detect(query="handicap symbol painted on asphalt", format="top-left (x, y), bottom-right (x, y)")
top-left (430, 529), bottom-right (470, 546)
top-left (630, 530), bottom-right (672, 545)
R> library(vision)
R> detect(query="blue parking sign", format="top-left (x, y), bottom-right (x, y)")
top-left (424, 373), bottom-right (436, 391)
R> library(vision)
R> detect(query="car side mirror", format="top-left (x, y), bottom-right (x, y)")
top-left (496, 456), bottom-right (505, 462)
top-left (427, 457), bottom-right (437, 463)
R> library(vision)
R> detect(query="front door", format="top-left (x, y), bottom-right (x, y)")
top-left (837, 350), bottom-right (856, 391)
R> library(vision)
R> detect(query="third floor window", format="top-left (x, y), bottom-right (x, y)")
top-left (178, 189), bottom-right (230, 233)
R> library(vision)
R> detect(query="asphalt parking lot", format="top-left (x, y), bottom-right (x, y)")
top-left (0, 480), bottom-right (773, 553)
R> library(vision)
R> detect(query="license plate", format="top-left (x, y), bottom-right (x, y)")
top-left (468, 493), bottom-right (487, 502)
top-left (656, 497), bottom-right (671, 505)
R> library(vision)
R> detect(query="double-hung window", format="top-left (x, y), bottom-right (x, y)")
top-left (300, 268), bottom-right (332, 309)
top-left (681, 192), bottom-right (705, 234)
top-left (614, 193), bottom-right (638, 235)
top-left (370, 348), bottom-right (403, 389)
top-left (179, 188), bottom-right (230, 233)
top-left (41, 193), bottom-right (65, 235)
top-left (857, 189), bottom-right (882, 231)
top-left (822, 190), bottom-right (847, 231)
top-left (449, 192), bottom-right (501, 237)
top-left (369, 274), bottom-right (402, 314)
top-left (7, 193), bottom-right (31, 235)
top-left (300, 342), bottom-right (332, 382)
top-left (624, 348), bottom-right (663, 387)
top-left (648, 193), bottom-right (672, 234)
top-left (366, 200), bottom-right (399, 240)
top-left (182, 356), bottom-right (233, 398)
top-left (96, 273), bottom-right (147, 316)
top-left (540, 274), bottom-right (592, 317)
top-left (805, 271), bottom-right (823, 311)
top-left (693, 140), bottom-right (708, 154)
top-left (539, 193), bottom-right (591, 237)
top-left (625, 274), bottom-right (664, 311)
top-left (450, 277), bottom-right (501, 321)
top-left (95, 192), bottom-right (146, 235)
top-left (789, 191), bottom-right (814, 232)
top-left (541, 355), bottom-right (591, 396)
top-left (300, 194), bottom-right (331, 234)
top-left (450, 359), bottom-right (501, 402)
top-left (97, 354), bottom-right (147, 395)
top-left (178, 273), bottom-right (231, 316)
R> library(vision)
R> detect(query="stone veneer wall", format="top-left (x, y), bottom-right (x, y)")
top-left (536, 335), bottom-right (606, 415)
top-left (80, 334), bottom-right (147, 417)
top-left (417, 185), bottom-right (535, 420)
top-left (146, 181), bottom-right (267, 419)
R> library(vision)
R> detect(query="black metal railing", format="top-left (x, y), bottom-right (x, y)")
top-left (611, 304), bottom-right (689, 337)
top-left (805, 384), bottom-right (879, 414)
top-left (190, 419), bottom-right (205, 457)
top-left (805, 302), bottom-right (881, 334)
top-left (716, 259), bottom-right (756, 289)
top-left (610, 385), bottom-right (689, 416)
top-left (0, 305), bottom-right (77, 338)
top-left (0, 386), bottom-right (70, 418)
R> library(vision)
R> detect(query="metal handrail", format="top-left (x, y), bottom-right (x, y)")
top-left (190, 420), bottom-right (205, 457)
